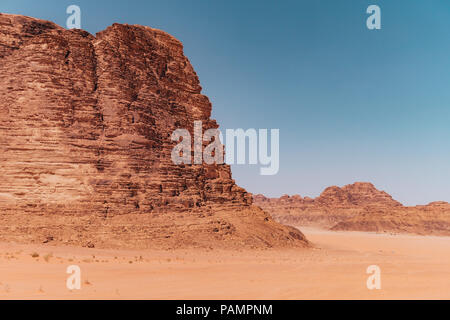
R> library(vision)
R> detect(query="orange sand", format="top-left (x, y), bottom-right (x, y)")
top-left (0, 227), bottom-right (448, 299)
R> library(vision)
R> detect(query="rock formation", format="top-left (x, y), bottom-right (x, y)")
top-left (0, 13), bottom-right (307, 249)
top-left (254, 182), bottom-right (450, 236)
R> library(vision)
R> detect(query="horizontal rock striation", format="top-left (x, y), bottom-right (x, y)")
top-left (0, 13), bottom-right (307, 249)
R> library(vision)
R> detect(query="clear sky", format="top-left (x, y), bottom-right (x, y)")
top-left (2, 0), bottom-right (450, 205)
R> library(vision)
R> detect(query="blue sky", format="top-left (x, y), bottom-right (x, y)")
top-left (2, 0), bottom-right (450, 205)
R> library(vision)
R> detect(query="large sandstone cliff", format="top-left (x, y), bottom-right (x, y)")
top-left (0, 14), bottom-right (307, 249)
top-left (254, 182), bottom-right (450, 236)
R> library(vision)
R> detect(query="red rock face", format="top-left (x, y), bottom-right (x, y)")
top-left (316, 182), bottom-right (402, 207)
top-left (254, 182), bottom-right (450, 236)
top-left (0, 14), bottom-right (307, 249)
top-left (0, 14), bottom-right (250, 215)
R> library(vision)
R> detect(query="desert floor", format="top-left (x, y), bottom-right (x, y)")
top-left (0, 227), bottom-right (449, 299)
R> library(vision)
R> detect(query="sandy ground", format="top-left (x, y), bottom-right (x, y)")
top-left (0, 227), bottom-right (449, 300)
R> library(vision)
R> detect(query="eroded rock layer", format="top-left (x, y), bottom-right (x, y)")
top-left (254, 182), bottom-right (450, 236)
top-left (0, 14), bottom-right (307, 249)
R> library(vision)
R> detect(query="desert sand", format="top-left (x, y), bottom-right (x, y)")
top-left (0, 226), bottom-right (448, 300)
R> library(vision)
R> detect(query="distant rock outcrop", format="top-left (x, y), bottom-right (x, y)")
top-left (316, 182), bottom-right (402, 207)
top-left (0, 13), bottom-right (307, 249)
top-left (254, 182), bottom-right (450, 236)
